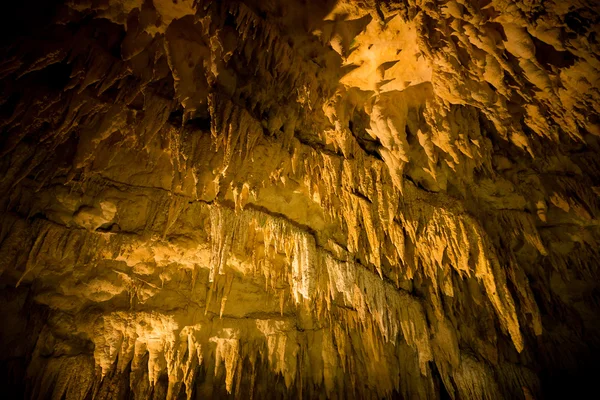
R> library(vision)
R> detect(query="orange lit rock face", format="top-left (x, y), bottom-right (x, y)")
top-left (1, 0), bottom-right (599, 398)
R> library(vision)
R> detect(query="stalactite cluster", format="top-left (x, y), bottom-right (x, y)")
top-left (1, 0), bottom-right (599, 398)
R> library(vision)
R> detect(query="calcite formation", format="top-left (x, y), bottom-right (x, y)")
top-left (1, 0), bottom-right (599, 398)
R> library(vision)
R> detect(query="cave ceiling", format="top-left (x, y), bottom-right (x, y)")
top-left (1, 0), bottom-right (600, 399)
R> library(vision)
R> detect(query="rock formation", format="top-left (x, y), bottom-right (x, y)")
top-left (1, 0), bottom-right (599, 398)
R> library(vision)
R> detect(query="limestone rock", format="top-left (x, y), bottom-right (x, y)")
top-left (1, 0), bottom-right (599, 398)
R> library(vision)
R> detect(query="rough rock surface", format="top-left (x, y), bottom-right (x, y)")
top-left (1, 0), bottom-right (599, 398)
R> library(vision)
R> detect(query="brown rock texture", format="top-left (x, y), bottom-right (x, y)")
top-left (1, 0), bottom-right (599, 398)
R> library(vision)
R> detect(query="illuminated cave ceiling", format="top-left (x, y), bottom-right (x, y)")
top-left (1, 0), bottom-right (599, 398)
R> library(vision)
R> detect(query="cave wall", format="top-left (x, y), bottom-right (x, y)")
top-left (1, 0), bottom-right (600, 399)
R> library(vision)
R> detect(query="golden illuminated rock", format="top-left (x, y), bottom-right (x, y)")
top-left (0, 0), bottom-right (599, 399)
